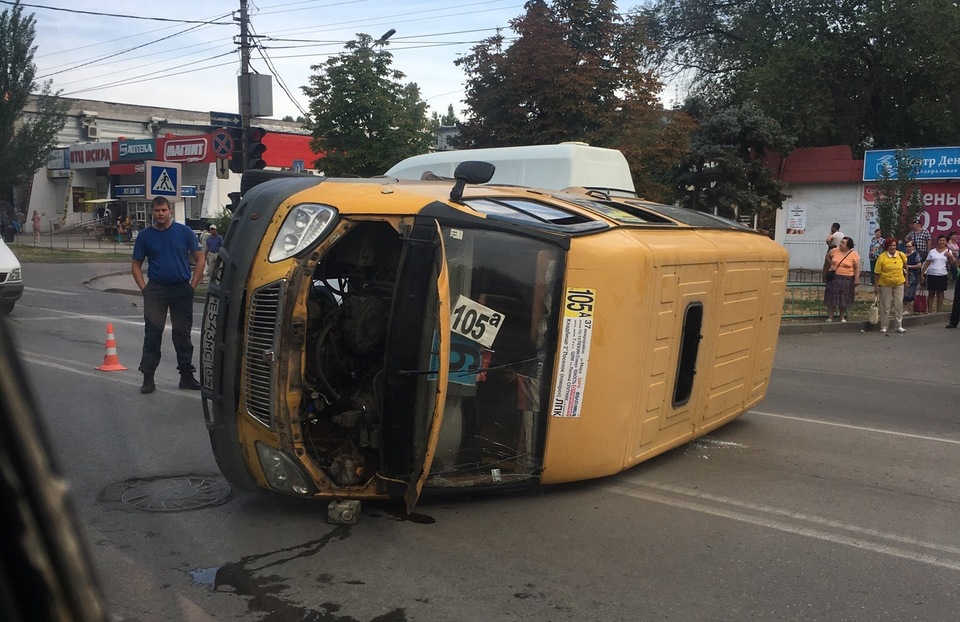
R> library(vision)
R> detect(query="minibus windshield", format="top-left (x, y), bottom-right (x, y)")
top-left (425, 225), bottom-right (564, 487)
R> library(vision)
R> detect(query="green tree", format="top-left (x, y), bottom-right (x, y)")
top-left (0, 1), bottom-right (67, 207)
top-left (671, 101), bottom-right (794, 218)
top-left (645, 0), bottom-right (960, 152)
top-left (873, 149), bottom-right (924, 244)
top-left (455, 0), bottom-right (691, 199)
top-left (431, 104), bottom-right (459, 128)
top-left (301, 33), bottom-right (433, 176)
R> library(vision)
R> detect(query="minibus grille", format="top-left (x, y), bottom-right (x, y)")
top-left (244, 281), bottom-right (284, 428)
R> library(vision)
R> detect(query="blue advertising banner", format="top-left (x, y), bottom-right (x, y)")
top-left (182, 185), bottom-right (197, 198)
top-left (863, 147), bottom-right (960, 181)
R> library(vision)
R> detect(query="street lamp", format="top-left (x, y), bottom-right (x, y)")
top-left (375, 29), bottom-right (396, 45)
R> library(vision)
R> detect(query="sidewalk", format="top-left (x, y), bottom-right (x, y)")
top-left (780, 309), bottom-right (953, 334)
top-left (782, 281), bottom-right (955, 334)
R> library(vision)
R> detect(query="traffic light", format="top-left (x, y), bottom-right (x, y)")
top-left (246, 127), bottom-right (267, 170)
top-left (226, 191), bottom-right (242, 213)
top-left (227, 127), bottom-right (244, 174)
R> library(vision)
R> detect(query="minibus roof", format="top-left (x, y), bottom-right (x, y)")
top-left (385, 143), bottom-right (636, 193)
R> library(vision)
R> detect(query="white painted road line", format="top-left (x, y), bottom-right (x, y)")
top-left (750, 410), bottom-right (960, 446)
top-left (604, 481), bottom-right (960, 571)
top-left (22, 287), bottom-right (80, 295)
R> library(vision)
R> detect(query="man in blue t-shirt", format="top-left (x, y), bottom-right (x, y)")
top-left (131, 196), bottom-right (206, 394)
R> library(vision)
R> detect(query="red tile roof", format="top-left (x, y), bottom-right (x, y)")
top-left (767, 145), bottom-right (863, 183)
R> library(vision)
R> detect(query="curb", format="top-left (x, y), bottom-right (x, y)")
top-left (84, 272), bottom-right (209, 300)
top-left (780, 311), bottom-right (952, 334)
top-left (83, 271), bottom-right (140, 296)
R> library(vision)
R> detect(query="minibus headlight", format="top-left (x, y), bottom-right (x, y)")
top-left (8, 267), bottom-right (21, 282)
top-left (255, 442), bottom-right (315, 496)
top-left (268, 203), bottom-right (337, 262)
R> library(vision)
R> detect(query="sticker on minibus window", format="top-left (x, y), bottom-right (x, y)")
top-left (551, 287), bottom-right (596, 418)
top-left (427, 332), bottom-right (492, 387)
top-left (450, 295), bottom-right (504, 348)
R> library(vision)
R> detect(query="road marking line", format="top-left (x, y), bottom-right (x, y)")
top-left (18, 316), bottom-right (144, 324)
top-left (21, 352), bottom-right (187, 396)
top-left (23, 287), bottom-right (80, 295)
top-left (14, 307), bottom-right (200, 335)
top-left (750, 410), bottom-right (960, 446)
top-left (622, 479), bottom-right (960, 556)
top-left (603, 483), bottom-right (960, 571)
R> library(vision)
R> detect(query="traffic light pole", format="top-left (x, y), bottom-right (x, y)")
top-left (238, 0), bottom-right (252, 172)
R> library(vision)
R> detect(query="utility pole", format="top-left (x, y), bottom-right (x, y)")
top-left (238, 0), bottom-right (251, 172)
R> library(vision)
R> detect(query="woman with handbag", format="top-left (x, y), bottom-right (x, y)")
top-left (822, 236), bottom-right (860, 322)
top-left (874, 237), bottom-right (907, 334)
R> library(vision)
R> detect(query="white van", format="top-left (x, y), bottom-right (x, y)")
top-left (385, 142), bottom-right (637, 195)
top-left (0, 238), bottom-right (23, 314)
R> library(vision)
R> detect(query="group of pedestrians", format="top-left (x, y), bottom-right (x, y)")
top-left (824, 220), bottom-right (960, 334)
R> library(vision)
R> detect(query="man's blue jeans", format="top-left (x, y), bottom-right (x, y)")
top-left (139, 281), bottom-right (196, 375)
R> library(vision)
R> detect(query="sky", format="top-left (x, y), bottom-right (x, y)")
top-left (24, 0), bottom-right (531, 122)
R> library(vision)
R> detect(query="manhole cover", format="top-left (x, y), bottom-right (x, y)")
top-left (121, 476), bottom-right (231, 512)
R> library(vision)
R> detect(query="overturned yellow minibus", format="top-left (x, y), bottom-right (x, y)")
top-left (200, 157), bottom-right (787, 512)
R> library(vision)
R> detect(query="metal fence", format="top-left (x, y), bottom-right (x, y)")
top-left (783, 282), bottom-right (828, 319)
top-left (7, 232), bottom-right (132, 255)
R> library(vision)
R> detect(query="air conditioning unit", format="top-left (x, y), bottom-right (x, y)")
top-left (86, 123), bottom-right (99, 139)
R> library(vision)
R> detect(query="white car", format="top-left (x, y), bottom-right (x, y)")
top-left (0, 238), bottom-right (23, 314)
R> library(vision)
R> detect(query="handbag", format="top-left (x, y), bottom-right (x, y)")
top-left (913, 287), bottom-right (928, 313)
top-left (824, 251), bottom-right (851, 283)
top-left (868, 298), bottom-right (879, 324)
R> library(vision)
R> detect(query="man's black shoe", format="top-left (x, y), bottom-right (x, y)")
top-left (947, 324), bottom-right (958, 329)
top-left (140, 373), bottom-right (156, 394)
top-left (179, 374), bottom-right (202, 390)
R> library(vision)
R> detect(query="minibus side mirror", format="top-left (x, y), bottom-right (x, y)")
top-left (450, 161), bottom-right (496, 202)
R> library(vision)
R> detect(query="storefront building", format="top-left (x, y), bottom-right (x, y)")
top-left (774, 145), bottom-right (960, 271)
top-left (24, 97), bottom-right (314, 233)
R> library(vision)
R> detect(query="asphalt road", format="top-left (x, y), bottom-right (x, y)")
top-left (7, 263), bottom-right (960, 621)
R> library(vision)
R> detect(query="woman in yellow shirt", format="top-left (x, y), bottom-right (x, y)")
top-left (873, 237), bottom-right (908, 334)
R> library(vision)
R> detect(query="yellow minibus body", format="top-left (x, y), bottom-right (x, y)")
top-left (200, 171), bottom-right (787, 511)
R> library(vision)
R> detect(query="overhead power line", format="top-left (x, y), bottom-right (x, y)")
top-left (248, 20), bottom-right (309, 118)
top-left (60, 52), bottom-right (237, 97)
top-left (37, 18), bottom-right (229, 80)
top-left (0, 1), bottom-right (233, 24)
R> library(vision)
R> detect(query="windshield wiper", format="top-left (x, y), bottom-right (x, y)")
top-left (398, 355), bottom-right (537, 378)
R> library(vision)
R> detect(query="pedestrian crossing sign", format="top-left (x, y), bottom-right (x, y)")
top-left (145, 161), bottom-right (181, 199)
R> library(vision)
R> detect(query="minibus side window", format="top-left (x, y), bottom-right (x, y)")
top-left (673, 303), bottom-right (703, 407)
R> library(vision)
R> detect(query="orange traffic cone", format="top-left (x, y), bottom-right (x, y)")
top-left (96, 323), bottom-right (128, 371)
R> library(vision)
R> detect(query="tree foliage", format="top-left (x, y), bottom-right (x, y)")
top-left (455, 0), bottom-right (693, 199)
top-left (431, 104), bottom-right (459, 128)
top-left (873, 149), bottom-right (924, 244)
top-left (671, 101), bottom-right (794, 218)
top-left (0, 1), bottom-right (67, 204)
top-left (302, 34), bottom-right (434, 176)
top-left (645, 0), bottom-right (960, 152)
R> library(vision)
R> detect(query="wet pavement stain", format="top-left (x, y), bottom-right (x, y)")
top-left (187, 526), bottom-right (408, 621)
top-left (381, 508), bottom-right (436, 524)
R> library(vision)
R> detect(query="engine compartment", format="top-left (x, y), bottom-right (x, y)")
top-left (297, 222), bottom-right (402, 488)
